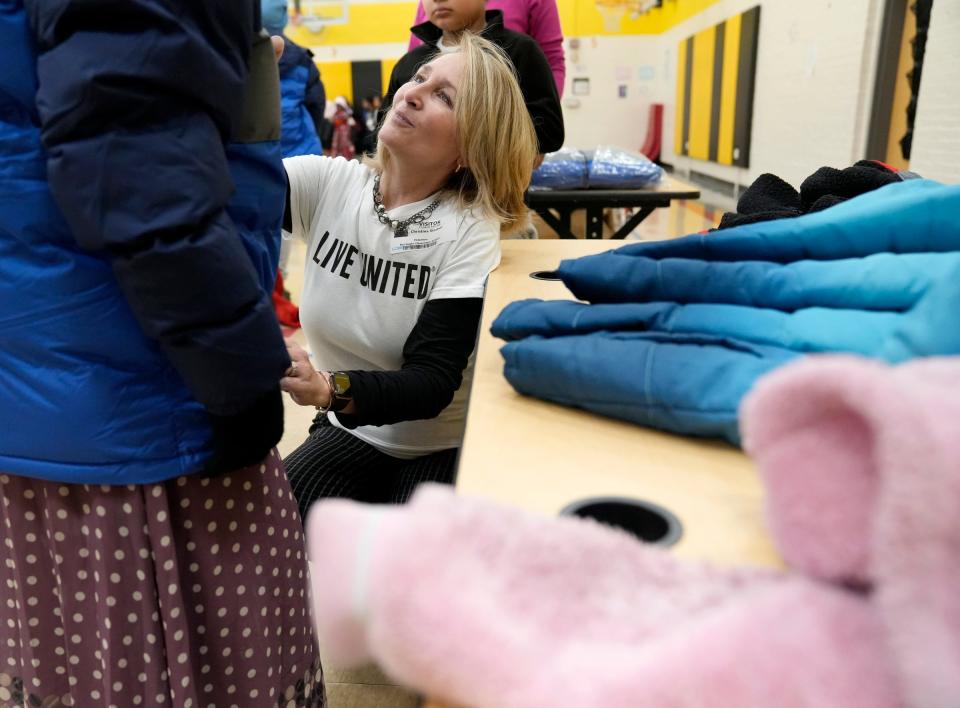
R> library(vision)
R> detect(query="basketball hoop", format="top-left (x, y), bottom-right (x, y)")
top-left (300, 15), bottom-right (326, 33)
top-left (298, 0), bottom-right (349, 33)
top-left (594, 0), bottom-right (627, 32)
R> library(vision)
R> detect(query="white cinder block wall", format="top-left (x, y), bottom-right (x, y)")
top-left (908, 0), bottom-right (960, 184)
top-left (561, 0), bottom-right (883, 187)
top-left (560, 35), bottom-right (663, 154)
top-left (562, 0), bottom-right (959, 190)
top-left (563, 0), bottom-right (960, 187)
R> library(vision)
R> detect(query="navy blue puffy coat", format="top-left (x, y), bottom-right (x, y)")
top-left (0, 0), bottom-right (290, 483)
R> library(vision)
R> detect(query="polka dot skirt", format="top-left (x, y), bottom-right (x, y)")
top-left (0, 451), bottom-right (325, 707)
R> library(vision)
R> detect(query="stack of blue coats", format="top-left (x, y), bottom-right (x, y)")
top-left (491, 179), bottom-right (960, 444)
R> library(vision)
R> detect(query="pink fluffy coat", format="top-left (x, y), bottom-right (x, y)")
top-left (742, 355), bottom-right (960, 708)
top-left (305, 355), bottom-right (960, 708)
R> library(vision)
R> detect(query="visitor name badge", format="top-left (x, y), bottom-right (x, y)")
top-left (390, 218), bottom-right (456, 254)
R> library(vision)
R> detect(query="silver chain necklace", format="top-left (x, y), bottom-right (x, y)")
top-left (372, 173), bottom-right (442, 238)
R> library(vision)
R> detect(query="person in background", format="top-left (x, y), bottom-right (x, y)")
top-left (364, 95), bottom-right (380, 133)
top-left (321, 98), bottom-right (337, 152)
top-left (353, 97), bottom-right (374, 157)
top-left (262, 0), bottom-right (326, 158)
top-left (408, 0), bottom-right (566, 95)
top-left (0, 1), bottom-right (324, 703)
top-left (359, 94), bottom-right (383, 154)
top-left (329, 96), bottom-right (357, 159)
top-left (262, 0), bottom-right (326, 327)
top-left (279, 33), bottom-right (538, 520)
top-left (382, 0), bottom-right (564, 160)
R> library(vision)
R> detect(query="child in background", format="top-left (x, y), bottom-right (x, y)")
top-left (380, 0), bottom-right (564, 160)
top-left (330, 96), bottom-right (357, 160)
top-left (408, 0), bottom-right (566, 95)
top-left (262, 0), bottom-right (325, 158)
top-left (263, 0), bottom-right (326, 326)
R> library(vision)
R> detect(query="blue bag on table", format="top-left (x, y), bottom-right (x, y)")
top-left (587, 146), bottom-right (663, 188)
top-left (530, 147), bottom-right (663, 190)
top-left (529, 148), bottom-right (588, 190)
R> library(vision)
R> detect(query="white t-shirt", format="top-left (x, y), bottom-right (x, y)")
top-left (284, 155), bottom-right (501, 458)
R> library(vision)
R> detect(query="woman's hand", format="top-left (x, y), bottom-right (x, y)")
top-left (280, 339), bottom-right (332, 408)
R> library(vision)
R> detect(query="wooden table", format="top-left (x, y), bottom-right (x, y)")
top-left (525, 175), bottom-right (701, 240)
top-left (424, 241), bottom-right (780, 708)
top-left (456, 239), bottom-right (782, 568)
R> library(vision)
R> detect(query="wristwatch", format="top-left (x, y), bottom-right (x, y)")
top-left (314, 371), bottom-right (352, 414)
top-left (329, 371), bottom-right (352, 413)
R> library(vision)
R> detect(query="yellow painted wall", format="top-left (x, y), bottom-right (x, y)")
top-left (716, 10), bottom-right (740, 164)
top-left (686, 25), bottom-right (715, 160)
top-left (674, 36), bottom-right (688, 155)
top-left (674, 6), bottom-right (759, 167)
top-left (291, 0), bottom-right (721, 103)
top-left (287, 3), bottom-right (415, 47)
top-left (560, 0), bottom-right (720, 37)
top-left (885, 0), bottom-right (914, 169)
top-left (313, 59), bottom-right (399, 102)
top-left (317, 60), bottom-right (354, 102)
top-left (381, 57), bottom-right (401, 93)
top-left (285, 0), bottom-right (720, 51)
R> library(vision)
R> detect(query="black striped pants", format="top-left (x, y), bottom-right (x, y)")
top-left (283, 414), bottom-right (458, 521)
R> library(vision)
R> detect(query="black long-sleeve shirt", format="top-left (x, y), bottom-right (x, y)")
top-left (337, 297), bottom-right (483, 428)
top-left (284, 187), bottom-right (484, 429)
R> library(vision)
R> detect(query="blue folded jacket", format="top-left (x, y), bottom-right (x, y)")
top-left (491, 179), bottom-right (960, 444)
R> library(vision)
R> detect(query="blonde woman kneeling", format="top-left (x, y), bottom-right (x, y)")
top-left (280, 33), bottom-right (537, 518)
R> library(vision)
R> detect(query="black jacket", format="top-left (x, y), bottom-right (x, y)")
top-left (379, 11), bottom-right (564, 154)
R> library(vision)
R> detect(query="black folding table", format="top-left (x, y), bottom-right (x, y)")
top-left (524, 176), bottom-right (701, 239)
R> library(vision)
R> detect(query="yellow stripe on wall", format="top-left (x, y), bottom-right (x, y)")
top-left (381, 57), bottom-right (400, 95)
top-left (674, 37), bottom-right (688, 155)
top-left (557, 0), bottom-right (577, 39)
top-left (560, 0), bottom-right (721, 37)
top-left (641, 0), bottom-right (721, 34)
top-left (285, 0), bottom-right (721, 47)
top-left (674, 5), bottom-right (760, 166)
top-left (717, 13), bottom-right (741, 165)
top-left (687, 25), bottom-right (715, 160)
top-left (316, 61), bottom-right (354, 103)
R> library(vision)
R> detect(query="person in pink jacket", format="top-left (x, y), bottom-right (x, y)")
top-left (408, 0), bottom-right (565, 95)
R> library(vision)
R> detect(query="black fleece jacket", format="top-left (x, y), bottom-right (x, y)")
top-left (378, 10), bottom-right (564, 154)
